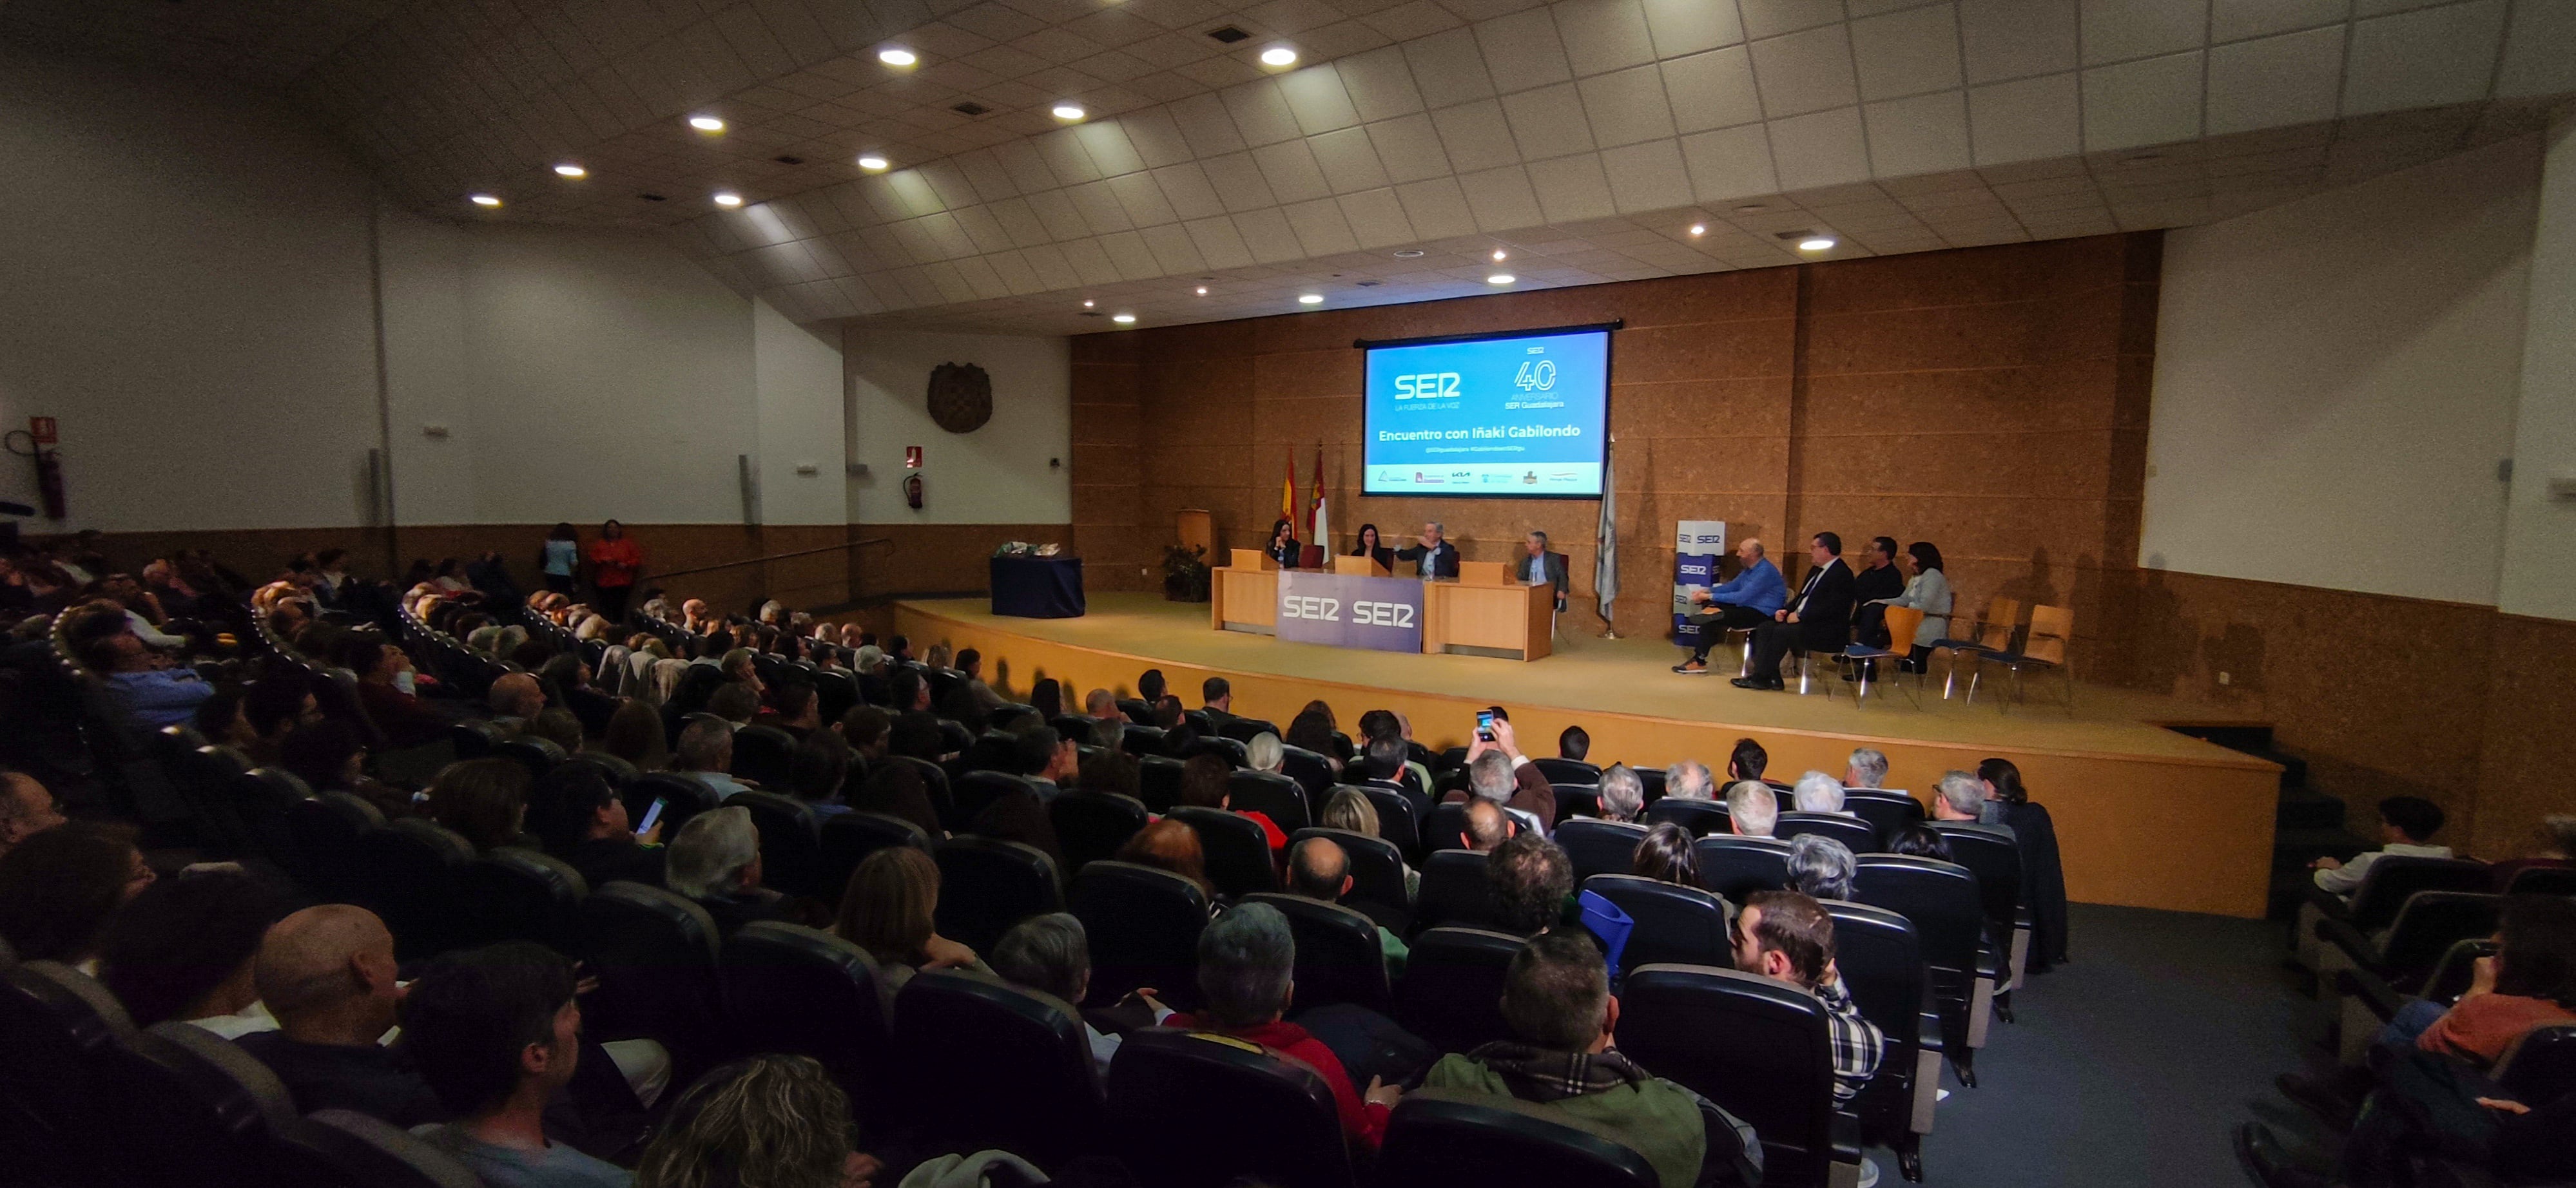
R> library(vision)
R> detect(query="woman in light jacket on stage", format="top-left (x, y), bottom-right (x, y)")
top-left (1869, 541), bottom-right (1953, 672)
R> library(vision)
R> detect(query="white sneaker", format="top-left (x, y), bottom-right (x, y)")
top-left (1857, 1156), bottom-right (1881, 1188)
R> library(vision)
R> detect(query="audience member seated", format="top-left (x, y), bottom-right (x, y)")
top-left (1787, 834), bottom-right (1857, 901)
top-left (673, 717), bottom-right (750, 796)
top-left (835, 846), bottom-right (989, 1015)
top-left (527, 708), bottom-right (585, 754)
top-left (1598, 763), bottom-right (1645, 823)
top-left (1464, 799), bottom-right (1515, 854)
top-left (1725, 781), bottom-right (1778, 838)
top-left (0, 818), bottom-right (154, 967)
top-left (1631, 823), bottom-right (1700, 888)
top-left (1663, 760), bottom-right (1715, 802)
top-left (1422, 931), bottom-right (1707, 1188)
top-left (851, 760), bottom-right (943, 839)
top-left (1288, 836), bottom-right (1408, 978)
top-left (761, 678), bottom-right (822, 739)
top-left (1930, 771), bottom-right (2018, 843)
top-left (1165, 903), bottom-right (1399, 1151)
top-left (282, 718), bottom-right (413, 819)
top-left (1199, 676), bottom-right (1240, 734)
top-left (70, 605), bottom-right (215, 728)
top-left (1976, 758), bottom-right (2069, 970)
top-left (406, 942), bottom-right (637, 1187)
top-left (1116, 818), bottom-right (1219, 905)
top-left (2489, 813), bottom-right (2576, 892)
top-left (666, 806), bottom-right (795, 938)
top-left (1792, 771), bottom-right (1850, 816)
top-left (940, 648), bottom-right (1007, 721)
top-left (335, 631), bottom-right (452, 747)
top-left (1078, 747), bottom-right (1141, 799)
top-left (430, 756), bottom-right (536, 852)
top-left (1084, 686), bottom-right (1127, 727)
top-left (632, 1055), bottom-right (884, 1188)
top-left (1181, 752), bottom-right (1286, 851)
top-left (1246, 731), bottom-right (1288, 777)
top-left (1884, 825), bottom-right (1952, 862)
top-left (785, 731), bottom-right (854, 816)
top-left (992, 912), bottom-right (1174, 1078)
top-left (0, 766), bottom-right (68, 859)
top-left (1288, 705), bottom-right (1342, 772)
top-left (528, 765), bottom-right (664, 888)
top-left (706, 683), bottom-right (760, 728)
top-left (1727, 737), bottom-right (1769, 785)
top-left (237, 906), bottom-right (449, 1126)
top-left (1559, 725), bottom-right (1591, 762)
top-left (489, 673), bottom-right (548, 732)
top-left (1732, 890), bottom-right (1883, 1106)
top-left (1489, 831), bottom-right (1576, 937)
top-left (1022, 726), bottom-right (1078, 799)
top-left (97, 865), bottom-right (291, 1035)
top-left (1443, 716), bottom-right (1556, 829)
top-left (1322, 787), bottom-right (1418, 898)
top-left (1845, 747), bottom-right (1892, 792)
top-left (599, 700), bottom-right (670, 771)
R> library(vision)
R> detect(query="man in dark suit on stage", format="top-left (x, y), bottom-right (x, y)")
top-left (1395, 521), bottom-right (1460, 579)
top-left (1517, 531), bottom-right (1571, 613)
top-left (1735, 533), bottom-right (1855, 691)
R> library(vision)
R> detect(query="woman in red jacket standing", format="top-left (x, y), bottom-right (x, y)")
top-left (588, 519), bottom-right (643, 625)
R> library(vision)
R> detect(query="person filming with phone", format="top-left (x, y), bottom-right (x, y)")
top-left (1439, 707), bottom-right (1558, 834)
top-left (527, 764), bottom-right (665, 890)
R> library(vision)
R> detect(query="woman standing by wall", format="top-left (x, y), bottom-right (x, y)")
top-left (539, 523), bottom-right (580, 595)
top-left (588, 519), bottom-right (642, 624)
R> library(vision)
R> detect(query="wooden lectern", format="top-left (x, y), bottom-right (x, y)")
top-left (1209, 548), bottom-right (1278, 633)
top-left (1332, 555), bottom-right (1392, 577)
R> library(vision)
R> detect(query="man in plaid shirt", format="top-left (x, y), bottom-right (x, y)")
top-left (1734, 890), bottom-right (1885, 1106)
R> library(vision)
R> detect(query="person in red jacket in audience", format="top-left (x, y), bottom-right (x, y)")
top-left (1163, 903), bottom-right (1400, 1151)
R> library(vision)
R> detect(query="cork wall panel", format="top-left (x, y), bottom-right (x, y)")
top-left (2471, 614), bottom-right (2576, 858)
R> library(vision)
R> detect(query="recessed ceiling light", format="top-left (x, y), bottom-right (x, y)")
top-left (1112, 312), bottom-right (1138, 323)
top-left (1393, 249), bottom-right (1426, 258)
top-left (469, 193), bottom-right (502, 207)
top-left (553, 164), bottom-right (586, 178)
top-left (1687, 224), bottom-right (1705, 236)
top-left (857, 154), bottom-right (889, 171)
top-left (878, 47), bottom-right (917, 66)
top-left (688, 115), bottom-right (726, 131)
top-left (1194, 285), bottom-right (1208, 295)
top-left (1259, 46), bottom-right (1298, 66)
top-left (1487, 273), bottom-right (1515, 285)
top-left (713, 191), bottom-right (744, 207)
top-left (1052, 103), bottom-right (1087, 121)
top-left (1082, 300), bottom-right (1095, 308)
top-left (1297, 293), bottom-right (1324, 305)
top-left (1797, 236), bottom-right (1835, 251)
top-left (1491, 249), bottom-right (1507, 262)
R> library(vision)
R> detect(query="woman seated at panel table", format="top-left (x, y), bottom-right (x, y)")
top-left (1349, 523), bottom-right (1396, 573)
top-left (1266, 518), bottom-right (1303, 568)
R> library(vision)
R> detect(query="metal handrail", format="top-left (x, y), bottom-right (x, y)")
top-left (644, 537), bottom-right (892, 582)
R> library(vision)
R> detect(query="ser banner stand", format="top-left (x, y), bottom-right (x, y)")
top-left (1670, 520), bottom-right (1729, 647)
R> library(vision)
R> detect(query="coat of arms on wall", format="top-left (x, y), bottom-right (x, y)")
top-left (927, 362), bottom-right (993, 434)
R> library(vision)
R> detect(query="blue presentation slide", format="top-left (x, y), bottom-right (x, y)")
top-left (1362, 327), bottom-right (1610, 498)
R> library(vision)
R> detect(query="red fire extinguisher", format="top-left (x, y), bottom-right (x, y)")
top-left (6, 417), bottom-right (64, 520)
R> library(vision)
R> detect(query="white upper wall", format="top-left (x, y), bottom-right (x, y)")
top-left (844, 329), bottom-right (1070, 525)
top-left (2499, 115), bottom-right (2576, 622)
top-left (2143, 137), bottom-right (2540, 605)
top-left (0, 42), bottom-right (382, 532)
top-left (753, 302), bottom-right (849, 526)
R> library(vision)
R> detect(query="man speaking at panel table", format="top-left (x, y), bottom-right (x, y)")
top-left (1672, 537), bottom-right (1785, 675)
top-left (1394, 521), bottom-right (1459, 579)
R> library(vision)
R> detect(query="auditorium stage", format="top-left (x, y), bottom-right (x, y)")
top-left (892, 594), bottom-right (2281, 918)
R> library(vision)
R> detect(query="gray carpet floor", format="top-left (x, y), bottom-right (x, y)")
top-left (1899, 903), bottom-right (2312, 1187)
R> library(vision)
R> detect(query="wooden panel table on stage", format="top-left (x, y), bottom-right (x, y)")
top-left (1422, 577), bottom-right (1553, 660)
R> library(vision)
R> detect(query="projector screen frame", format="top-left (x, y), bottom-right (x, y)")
top-left (1355, 320), bottom-right (1623, 503)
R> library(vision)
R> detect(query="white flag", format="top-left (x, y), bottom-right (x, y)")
top-left (1594, 436), bottom-right (1619, 620)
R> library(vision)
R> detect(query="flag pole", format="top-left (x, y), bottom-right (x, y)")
top-left (1595, 432), bottom-right (1620, 638)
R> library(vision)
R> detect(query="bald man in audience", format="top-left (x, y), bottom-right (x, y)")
top-left (487, 673), bottom-right (546, 731)
top-left (0, 769), bottom-right (67, 860)
top-left (1083, 687), bottom-right (1127, 725)
top-left (1464, 799), bottom-right (1515, 852)
top-left (1726, 780), bottom-right (1779, 838)
top-left (1286, 836), bottom-right (1408, 979)
top-left (1664, 760), bottom-right (1714, 801)
top-left (235, 906), bottom-right (448, 1126)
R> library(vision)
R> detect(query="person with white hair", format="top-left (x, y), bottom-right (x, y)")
top-left (1163, 903), bottom-right (1402, 1149)
top-left (1792, 771), bottom-right (1850, 816)
top-left (1664, 760), bottom-right (1715, 801)
top-left (673, 716), bottom-right (748, 798)
top-left (991, 912), bottom-right (1172, 1077)
top-left (1726, 781), bottom-right (1779, 838)
top-left (664, 806), bottom-right (793, 938)
top-left (1845, 747), bottom-right (1891, 791)
top-left (1788, 833), bottom-right (1857, 900)
top-left (1932, 771), bottom-right (2016, 841)
top-left (1246, 731), bottom-right (1285, 774)
top-left (1393, 521), bottom-right (1459, 579)
top-left (1597, 763), bottom-right (1645, 823)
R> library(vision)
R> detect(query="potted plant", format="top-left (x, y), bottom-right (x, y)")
top-left (1161, 544), bottom-right (1210, 602)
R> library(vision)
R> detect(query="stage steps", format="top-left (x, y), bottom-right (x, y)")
top-left (2167, 723), bottom-right (2366, 919)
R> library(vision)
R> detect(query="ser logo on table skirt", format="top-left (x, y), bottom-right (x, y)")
top-left (1280, 597), bottom-right (1417, 628)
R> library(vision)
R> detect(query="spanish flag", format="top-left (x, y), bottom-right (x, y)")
top-left (1281, 448), bottom-right (1297, 528)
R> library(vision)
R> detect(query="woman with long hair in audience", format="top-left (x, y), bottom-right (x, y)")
top-left (1321, 787), bottom-right (1417, 900)
top-left (1288, 705), bottom-right (1344, 771)
top-left (425, 757), bottom-right (532, 852)
top-left (1117, 818), bottom-right (1219, 906)
top-left (538, 522), bottom-right (580, 595)
top-left (588, 519), bottom-right (642, 624)
top-left (1979, 756), bottom-right (2069, 971)
top-left (634, 1055), bottom-right (884, 1188)
top-left (97, 866), bottom-right (292, 1035)
top-left (835, 847), bottom-right (989, 1014)
top-left (1631, 821), bottom-right (1701, 888)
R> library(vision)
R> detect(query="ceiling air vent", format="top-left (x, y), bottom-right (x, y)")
top-left (1772, 229), bottom-right (1817, 241)
top-left (773, 155), bottom-right (805, 165)
top-left (639, 193), bottom-right (668, 202)
top-left (1206, 25), bottom-right (1251, 43)
top-left (952, 101), bottom-right (992, 117)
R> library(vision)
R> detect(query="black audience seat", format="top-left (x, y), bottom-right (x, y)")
top-left (113, 1019), bottom-right (299, 1188)
top-left (1051, 713), bottom-right (1100, 747)
top-left (883, 756), bottom-right (956, 828)
top-left (1243, 892), bottom-right (1392, 1013)
top-left (955, 771), bottom-right (1038, 825)
top-left (0, 959), bottom-right (137, 1186)
top-left (1395, 927), bottom-right (1524, 1055)
top-left (453, 847), bottom-right (588, 951)
top-left (1923, 821), bottom-right (2027, 963)
top-left (1413, 848), bottom-right (1494, 932)
top-left (1777, 811), bottom-right (1879, 854)
top-left (1823, 899), bottom-right (1941, 1182)
top-left (813, 670), bottom-right (858, 724)
top-left (2325, 891), bottom-right (2504, 995)
top-left (1358, 784), bottom-right (1424, 857)
top-left (935, 718), bottom-right (976, 757)
top-left (1122, 723), bottom-right (1167, 759)
top-left (720, 922), bottom-right (895, 1124)
top-left (557, 751), bottom-right (639, 789)
top-left (2494, 1024), bottom-right (2576, 1106)
top-left (449, 719), bottom-right (507, 760)
top-left (1188, 734), bottom-right (1249, 767)
top-left (1118, 698), bottom-right (1154, 723)
top-left (819, 811), bottom-right (931, 900)
top-left (1070, 861), bottom-right (1211, 1008)
top-left (1556, 819), bottom-right (1650, 883)
top-left (2506, 866), bottom-right (2576, 896)
top-left (1853, 855), bottom-right (1996, 1086)
top-left (272, 1108), bottom-right (481, 1188)
top-left (895, 968), bottom-right (1104, 1169)
top-left (234, 767), bottom-right (311, 873)
top-left (1621, 964), bottom-right (1863, 1188)
top-left (575, 881), bottom-right (723, 1062)
top-left (726, 790), bottom-right (829, 899)
top-left (1843, 790), bottom-right (1925, 843)
top-left (1216, 717), bottom-right (1279, 744)
top-left (1279, 746), bottom-right (1336, 799)
top-left (1423, 801), bottom-right (1469, 852)
top-left (1229, 769), bottom-right (1310, 832)
top-left (1533, 758), bottom-right (1602, 785)
top-left (1108, 1027), bottom-right (1353, 1188)
top-left (287, 787), bottom-right (380, 902)
top-left (1288, 827), bottom-right (1410, 926)
top-left (1637, 768), bottom-right (1667, 804)
top-left (495, 736), bottom-right (565, 780)
top-left (351, 818), bottom-right (476, 960)
top-left (1051, 790), bottom-right (1151, 873)
top-left (1643, 798), bottom-right (1730, 837)
top-left (987, 704), bottom-right (1038, 731)
top-left (1169, 806), bottom-right (1275, 899)
top-left (1581, 874), bottom-right (1730, 975)
top-left (1136, 754), bottom-right (1185, 812)
top-left (730, 724), bottom-right (798, 788)
top-left (1693, 836), bottom-right (1792, 903)
top-left (1551, 786), bottom-right (1603, 825)
top-left (963, 731), bottom-right (1023, 775)
top-left (933, 837), bottom-right (1063, 953)
top-left (1377, 1089), bottom-right (1660, 1188)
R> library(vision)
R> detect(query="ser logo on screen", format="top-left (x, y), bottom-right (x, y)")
top-left (1280, 597), bottom-right (1415, 627)
top-left (1391, 372), bottom-right (1461, 399)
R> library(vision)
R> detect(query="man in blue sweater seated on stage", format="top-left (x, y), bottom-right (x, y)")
top-left (1673, 537), bottom-right (1785, 675)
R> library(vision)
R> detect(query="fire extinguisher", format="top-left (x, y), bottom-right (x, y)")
top-left (903, 473), bottom-right (925, 510)
top-left (5, 418), bottom-right (64, 520)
